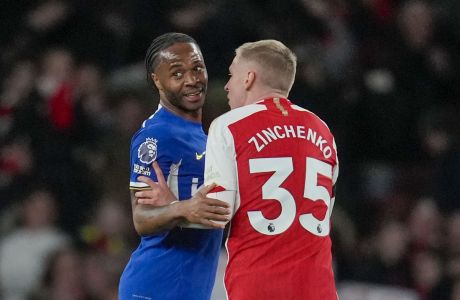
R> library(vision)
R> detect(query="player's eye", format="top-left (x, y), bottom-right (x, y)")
top-left (194, 66), bottom-right (205, 73)
top-left (173, 72), bottom-right (183, 79)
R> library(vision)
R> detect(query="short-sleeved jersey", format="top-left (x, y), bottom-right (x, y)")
top-left (119, 105), bottom-right (223, 300)
top-left (204, 98), bottom-right (339, 300)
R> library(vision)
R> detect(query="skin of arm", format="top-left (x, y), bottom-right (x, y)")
top-left (131, 162), bottom-right (231, 235)
top-left (131, 190), bottom-right (184, 235)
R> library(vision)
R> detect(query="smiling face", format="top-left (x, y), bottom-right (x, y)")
top-left (152, 42), bottom-right (207, 121)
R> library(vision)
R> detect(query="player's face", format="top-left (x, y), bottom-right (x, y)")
top-left (153, 43), bottom-right (208, 120)
top-left (224, 55), bottom-right (249, 110)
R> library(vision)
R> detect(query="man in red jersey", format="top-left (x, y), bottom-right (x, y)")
top-left (138, 39), bottom-right (339, 300)
top-left (203, 39), bottom-right (339, 300)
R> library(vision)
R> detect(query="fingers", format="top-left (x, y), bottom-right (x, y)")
top-left (197, 182), bottom-right (217, 195)
top-left (206, 204), bottom-right (231, 216)
top-left (135, 189), bottom-right (163, 206)
top-left (137, 198), bottom-right (160, 205)
top-left (203, 213), bottom-right (231, 223)
top-left (181, 197), bottom-right (232, 227)
top-left (196, 210), bottom-right (230, 228)
top-left (200, 219), bottom-right (227, 229)
top-left (188, 215), bottom-right (229, 229)
top-left (192, 204), bottom-right (231, 222)
top-left (204, 197), bottom-right (230, 209)
top-left (192, 185), bottom-right (230, 209)
top-left (135, 190), bottom-right (150, 198)
top-left (151, 161), bottom-right (167, 187)
top-left (134, 188), bottom-right (159, 199)
top-left (137, 176), bottom-right (157, 189)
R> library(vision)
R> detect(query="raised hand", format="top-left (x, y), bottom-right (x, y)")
top-left (177, 183), bottom-right (231, 229)
top-left (135, 161), bottom-right (177, 206)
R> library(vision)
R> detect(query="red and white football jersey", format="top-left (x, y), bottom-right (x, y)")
top-left (205, 98), bottom-right (339, 300)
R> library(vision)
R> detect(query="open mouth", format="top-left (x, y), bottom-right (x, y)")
top-left (184, 89), bottom-right (204, 102)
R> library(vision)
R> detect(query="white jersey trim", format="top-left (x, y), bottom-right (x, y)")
top-left (141, 103), bottom-right (162, 128)
top-left (167, 159), bottom-right (182, 199)
top-left (129, 181), bottom-right (149, 189)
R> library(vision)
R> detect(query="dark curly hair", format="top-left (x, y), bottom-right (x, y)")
top-left (144, 32), bottom-right (199, 86)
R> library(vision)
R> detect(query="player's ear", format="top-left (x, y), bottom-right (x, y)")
top-left (245, 71), bottom-right (255, 90)
top-left (152, 73), bottom-right (163, 91)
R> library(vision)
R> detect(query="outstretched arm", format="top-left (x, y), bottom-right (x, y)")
top-left (130, 162), bottom-right (231, 235)
top-left (131, 184), bottom-right (230, 235)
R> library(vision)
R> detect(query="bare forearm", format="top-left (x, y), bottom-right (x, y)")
top-left (131, 190), bottom-right (183, 235)
top-left (133, 202), bottom-right (183, 235)
top-left (130, 189), bottom-right (231, 235)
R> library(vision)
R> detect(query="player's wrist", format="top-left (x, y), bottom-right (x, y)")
top-left (169, 200), bottom-right (187, 223)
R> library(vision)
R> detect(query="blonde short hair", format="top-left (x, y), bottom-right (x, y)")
top-left (235, 40), bottom-right (297, 93)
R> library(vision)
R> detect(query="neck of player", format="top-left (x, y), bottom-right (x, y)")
top-left (161, 100), bottom-right (202, 123)
top-left (250, 90), bottom-right (288, 104)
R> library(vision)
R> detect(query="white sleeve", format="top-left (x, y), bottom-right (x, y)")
top-left (330, 138), bottom-right (339, 214)
top-left (180, 118), bottom-right (237, 229)
top-left (332, 138), bottom-right (339, 185)
top-left (204, 118), bottom-right (237, 216)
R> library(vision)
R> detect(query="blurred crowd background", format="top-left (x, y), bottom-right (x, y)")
top-left (0, 0), bottom-right (459, 299)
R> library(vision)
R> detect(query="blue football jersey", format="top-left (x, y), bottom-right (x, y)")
top-left (119, 105), bottom-right (223, 300)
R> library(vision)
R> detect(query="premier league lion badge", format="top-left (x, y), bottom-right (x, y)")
top-left (138, 138), bottom-right (158, 164)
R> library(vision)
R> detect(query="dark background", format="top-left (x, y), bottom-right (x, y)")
top-left (1, 1), bottom-right (459, 299)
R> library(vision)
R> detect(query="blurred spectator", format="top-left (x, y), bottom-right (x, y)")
top-left (418, 107), bottom-right (460, 213)
top-left (0, 138), bottom-right (35, 211)
top-left (0, 60), bottom-right (36, 139)
top-left (338, 281), bottom-right (419, 300)
top-left (0, 188), bottom-right (70, 300)
top-left (431, 213), bottom-right (460, 299)
top-left (27, 47), bottom-right (102, 234)
top-left (407, 198), bottom-right (442, 252)
top-left (70, 62), bottom-right (111, 199)
top-left (99, 93), bottom-right (150, 198)
top-left (0, 1), bottom-right (459, 299)
top-left (81, 250), bottom-right (121, 300)
top-left (35, 47), bottom-right (75, 132)
top-left (160, 0), bottom-right (255, 78)
top-left (30, 245), bottom-right (122, 300)
top-left (352, 220), bottom-right (411, 287)
top-left (79, 197), bottom-right (135, 258)
top-left (0, 59), bottom-right (39, 207)
top-left (446, 213), bottom-right (460, 256)
top-left (28, 246), bottom-right (87, 300)
top-left (411, 250), bottom-right (443, 299)
top-left (330, 207), bottom-right (359, 282)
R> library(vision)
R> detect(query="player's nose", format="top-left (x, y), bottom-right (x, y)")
top-left (184, 71), bottom-right (199, 85)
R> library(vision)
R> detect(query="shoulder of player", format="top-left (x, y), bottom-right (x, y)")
top-left (290, 102), bottom-right (315, 116)
top-left (291, 103), bottom-right (333, 132)
top-left (211, 104), bottom-right (266, 128)
top-left (131, 123), bottom-right (173, 148)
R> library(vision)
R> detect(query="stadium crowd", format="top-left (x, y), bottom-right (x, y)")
top-left (0, 0), bottom-right (459, 299)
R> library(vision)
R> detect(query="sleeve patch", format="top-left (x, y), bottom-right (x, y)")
top-left (133, 164), bottom-right (151, 176)
top-left (137, 138), bottom-right (158, 164)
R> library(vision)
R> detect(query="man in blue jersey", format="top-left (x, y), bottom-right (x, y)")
top-left (118, 32), bottom-right (231, 300)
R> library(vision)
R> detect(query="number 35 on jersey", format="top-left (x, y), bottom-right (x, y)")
top-left (248, 156), bottom-right (334, 237)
